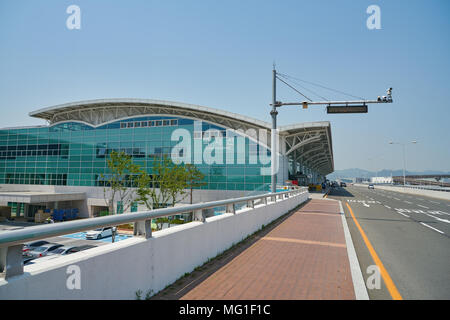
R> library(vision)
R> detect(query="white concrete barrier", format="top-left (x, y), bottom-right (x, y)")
top-left (354, 184), bottom-right (450, 201)
top-left (0, 192), bottom-right (308, 299)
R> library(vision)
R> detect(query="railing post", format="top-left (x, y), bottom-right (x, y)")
top-left (226, 203), bottom-right (235, 214)
top-left (193, 209), bottom-right (206, 222)
top-left (0, 244), bottom-right (23, 279)
top-left (247, 200), bottom-right (254, 209)
top-left (134, 220), bottom-right (152, 239)
top-left (262, 197), bottom-right (268, 205)
top-left (271, 194), bottom-right (277, 202)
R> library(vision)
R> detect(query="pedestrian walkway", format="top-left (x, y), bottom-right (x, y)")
top-left (180, 199), bottom-right (357, 300)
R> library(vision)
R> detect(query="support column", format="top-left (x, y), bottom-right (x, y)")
top-left (0, 245), bottom-right (23, 278)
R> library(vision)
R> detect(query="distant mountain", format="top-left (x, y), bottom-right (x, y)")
top-left (327, 168), bottom-right (450, 180)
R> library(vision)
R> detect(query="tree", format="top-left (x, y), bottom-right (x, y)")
top-left (135, 156), bottom-right (189, 230)
top-left (101, 150), bottom-right (145, 242)
top-left (185, 164), bottom-right (206, 204)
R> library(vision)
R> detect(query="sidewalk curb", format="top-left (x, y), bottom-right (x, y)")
top-left (339, 200), bottom-right (369, 300)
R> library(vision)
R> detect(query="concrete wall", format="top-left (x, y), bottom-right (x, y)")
top-left (354, 183), bottom-right (450, 201)
top-left (0, 191), bottom-right (309, 300)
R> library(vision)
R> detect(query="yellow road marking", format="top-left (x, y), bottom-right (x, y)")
top-left (345, 202), bottom-right (403, 300)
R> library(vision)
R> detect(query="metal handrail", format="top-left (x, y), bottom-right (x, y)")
top-left (0, 188), bottom-right (307, 248)
top-left (0, 187), bottom-right (307, 278)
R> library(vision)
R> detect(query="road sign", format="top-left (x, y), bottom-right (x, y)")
top-left (327, 105), bottom-right (368, 114)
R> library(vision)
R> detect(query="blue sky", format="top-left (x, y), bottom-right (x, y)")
top-left (0, 0), bottom-right (449, 172)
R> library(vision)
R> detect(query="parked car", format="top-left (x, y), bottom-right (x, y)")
top-left (340, 182), bottom-right (347, 187)
top-left (25, 245), bottom-right (97, 265)
top-left (86, 227), bottom-right (116, 240)
top-left (22, 240), bottom-right (50, 255)
top-left (23, 255), bottom-right (37, 265)
top-left (368, 184), bottom-right (375, 189)
top-left (25, 243), bottom-right (64, 258)
top-left (67, 244), bottom-right (96, 253)
top-left (46, 245), bottom-right (79, 256)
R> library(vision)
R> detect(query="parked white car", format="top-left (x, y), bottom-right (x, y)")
top-left (25, 243), bottom-right (64, 258)
top-left (85, 227), bottom-right (116, 240)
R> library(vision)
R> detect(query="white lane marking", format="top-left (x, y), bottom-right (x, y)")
top-left (404, 201), bottom-right (413, 204)
top-left (423, 213), bottom-right (450, 224)
top-left (384, 205), bottom-right (391, 209)
top-left (417, 204), bottom-right (429, 209)
top-left (396, 211), bottom-right (410, 218)
top-left (429, 200), bottom-right (440, 204)
top-left (339, 201), bottom-right (369, 300)
top-left (420, 222), bottom-right (444, 234)
top-left (394, 198), bottom-right (401, 201)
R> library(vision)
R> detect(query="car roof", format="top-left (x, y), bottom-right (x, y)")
top-left (26, 240), bottom-right (50, 245)
top-left (39, 243), bottom-right (63, 248)
top-left (75, 244), bottom-right (95, 249)
top-left (58, 245), bottom-right (78, 250)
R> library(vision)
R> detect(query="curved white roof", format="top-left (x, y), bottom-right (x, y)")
top-left (29, 98), bottom-right (334, 175)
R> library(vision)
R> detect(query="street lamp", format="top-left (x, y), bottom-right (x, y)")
top-left (389, 141), bottom-right (417, 186)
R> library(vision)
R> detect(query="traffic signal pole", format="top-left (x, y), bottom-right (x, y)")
top-left (270, 67), bottom-right (393, 193)
top-left (271, 67), bottom-right (278, 194)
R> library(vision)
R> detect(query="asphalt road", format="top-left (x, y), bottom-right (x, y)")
top-left (328, 185), bottom-right (450, 300)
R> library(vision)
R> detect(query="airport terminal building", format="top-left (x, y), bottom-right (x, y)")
top-left (0, 99), bottom-right (334, 219)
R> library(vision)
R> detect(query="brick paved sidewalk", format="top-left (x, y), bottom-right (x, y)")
top-left (181, 199), bottom-right (356, 300)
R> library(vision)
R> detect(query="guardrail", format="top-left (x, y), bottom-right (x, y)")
top-left (399, 185), bottom-right (450, 192)
top-left (357, 183), bottom-right (450, 193)
top-left (0, 188), bottom-right (307, 279)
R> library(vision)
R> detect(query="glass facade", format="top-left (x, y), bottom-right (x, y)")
top-left (0, 116), bottom-right (271, 191)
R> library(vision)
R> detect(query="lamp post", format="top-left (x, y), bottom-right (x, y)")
top-left (389, 141), bottom-right (417, 186)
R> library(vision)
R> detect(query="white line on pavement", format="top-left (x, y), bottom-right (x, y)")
top-left (396, 211), bottom-right (410, 218)
top-left (394, 198), bottom-right (401, 201)
top-left (339, 201), bottom-right (369, 300)
top-left (429, 200), bottom-right (440, 204)
top-left (420, 222), bottom-right (444, 234)
top-left (418, 204), bottom-right (429, 209)
top-left (423, 213), bottom-right (450, 224)
top-left (384, 205), bottom-right (391, 209)
top-left (404, 201), bottom-right (413, 204)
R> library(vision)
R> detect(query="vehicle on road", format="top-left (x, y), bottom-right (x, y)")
top-left (25, 243), bottom-right (64, 258)
top-left (86, 227), bottom-right (116, 240)
top-left (368, 184), bottom-right (375, 189)
top-left (22, 240), bottom-right (50, 255)
top-left (340, 182), bottom-right (347, 187)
